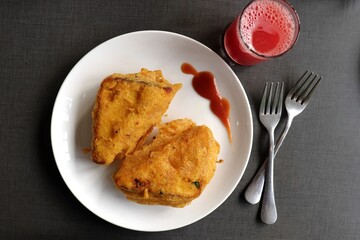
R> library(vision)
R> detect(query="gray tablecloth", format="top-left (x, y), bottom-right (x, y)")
top-left (1, 0), bottom-right (360, 239)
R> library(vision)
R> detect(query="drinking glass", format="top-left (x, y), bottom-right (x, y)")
top-left (223, 0), bottom-right (300, 66)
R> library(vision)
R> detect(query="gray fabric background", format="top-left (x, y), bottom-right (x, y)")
top-left (1, 0), bottom-right (360, 239)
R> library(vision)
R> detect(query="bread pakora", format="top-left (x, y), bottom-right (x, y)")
top-left (91, 69), bottom-right (182, 164)
top-left (113, 119), bottom-right (220, 207)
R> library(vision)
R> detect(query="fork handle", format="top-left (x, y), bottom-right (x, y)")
top-left (244, 116), bottom-right (294, 205)
top-left (261, 128), bottom-right (277, 224)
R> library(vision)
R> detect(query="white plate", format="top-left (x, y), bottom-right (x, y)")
top-left (51, 31), bottom-right (253, 232)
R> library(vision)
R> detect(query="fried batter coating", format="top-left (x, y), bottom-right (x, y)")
top-left (91, 69), bottom-right (182, 164)
top-left (113, 119), bottom-right (220, 207)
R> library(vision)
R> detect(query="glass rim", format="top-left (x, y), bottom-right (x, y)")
top-left (239, 0), bottom-right (301, 59)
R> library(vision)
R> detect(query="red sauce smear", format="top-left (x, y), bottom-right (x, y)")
top-left (181, 63), bottom-right (232, 143)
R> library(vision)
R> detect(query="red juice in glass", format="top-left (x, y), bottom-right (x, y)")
top-left (224, 0), bottom-right (300, 66)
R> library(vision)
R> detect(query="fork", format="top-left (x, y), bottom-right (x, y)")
top-left (258, 82), bottom-right (284, 224)
top-left (245, 71), bottom-right (322, 206)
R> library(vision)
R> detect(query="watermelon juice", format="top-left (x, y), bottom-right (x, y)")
top-left (224, 0), bottom-right (300, 66)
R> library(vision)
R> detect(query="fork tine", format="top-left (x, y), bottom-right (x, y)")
top-left (272, 82), bottom-right (281, 114)
top-left (293, 72), bottom-right (314, 100)
top-left (277, 82), bottom-right (284, 114)
top-left (295, 73), bottom-right (316, 101)
top-left (300, 76), bottom-right (321, 104)
top-left (260, 82), bottom-right (269, 114)
top-left (266, 82), bottom-right (274, 114)
top-left (288, 71), bottom-right (309, 98)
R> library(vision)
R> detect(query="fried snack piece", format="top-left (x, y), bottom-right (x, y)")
top-left (92, 69), bottom-right (182, 164)
top-left (113, 119), bottom-right (220, 207)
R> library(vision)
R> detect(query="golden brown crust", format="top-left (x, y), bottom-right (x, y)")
top-left (91, 69), bottom-right (182, 165)
top-left (113, 119), bottom-right (220, 207)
